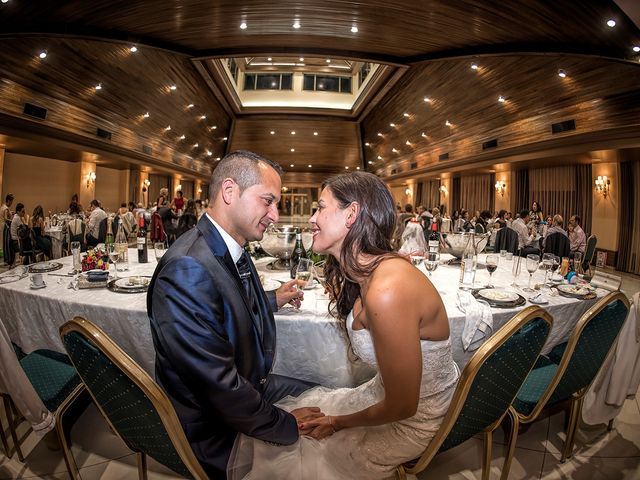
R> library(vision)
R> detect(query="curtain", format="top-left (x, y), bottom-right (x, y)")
top-left (414, 180), bottom-right (439, 210)
top-left (452, 177), bottom-right (461, 212)
top-left (575, 165), bottom-right (592, 234)
top-left (514, 168), bottom-right (529, 215)
top-left (415, 182), bottom-right (423, 208)
top-left (459, 174), bottom-right (492, 215)
top-left (181, 180), bottom-right (194, 200)
top-left (128, 169), bottom-right (140, 205)
top-left (616, 160), bottom-right (640, 274)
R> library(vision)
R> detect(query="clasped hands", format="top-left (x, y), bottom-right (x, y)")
top-left (275, 279), bottom-right (304, 309)
top-left (290, 407), bottom-right (339, 440)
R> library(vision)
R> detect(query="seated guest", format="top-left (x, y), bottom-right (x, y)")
top-left (176, 199), bottom-right (198, 238)
top-left (529, 200), bottom-right (544, 225)
top-left (30, 205), bottom-right (52, 259)
top-left (10, 203), bottom-right (31, 264)
top-left (118, 202), bottom-right (137, 236)
top-left (512, 209), bottom-right (540, 256)
top-left (474, 210), bottom-right (492, 233)
top-left (495, 209), bottom-right (508, 229)
top-left (460, 210), bottom-right (473, 232)
top-left (67, 203), bottom-right (86, 251)
top-left (1, 193), bottom-right (14, 265)
top-left (85, 199), bottom-right (107, 247)
top-left (568, 214), bottom-right (586, 255)
top-left (543, 214), bottom-right (567, 249)
top-left (157, 203), bottom-right (180, 246)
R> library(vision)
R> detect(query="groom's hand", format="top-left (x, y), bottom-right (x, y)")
top-left (275, 279), bottom-right (304, 309)
top-left (291, 407), bottom-right (324, 434)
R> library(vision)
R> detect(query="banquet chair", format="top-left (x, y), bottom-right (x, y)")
top-left (542, 232), bottom-right (570, 258)
top-left (494, 227), bottom-right (518, 255)
top-left (500, 291), bottom-right (630, 479)
top-left (60, 316), bottom-right (208, 480)
top-left (581, 234), bottom-right (597, 278)
top-left (1, 348), bottom-right (85, 478)
top-left (394, 306), bottom-right (553, 480)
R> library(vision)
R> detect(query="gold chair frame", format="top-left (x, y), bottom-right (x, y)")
top-left (396, 306), bottom-right (553, 480)
top-left (60, 316), bottom-right (208, 480)
top-left (500, 291), bottom-right (630, 480)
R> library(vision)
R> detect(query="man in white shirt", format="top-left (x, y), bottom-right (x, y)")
top-left (86, 199), bottom-right (107, 247)
top-left (568, 214), bottom-right (587, 255)
top-left (512, 209), bottom-right (540, 256)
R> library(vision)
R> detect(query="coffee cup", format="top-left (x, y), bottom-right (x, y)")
top-left (31, 273), bottom-right (44, 287)
top-left (505, 252), bottom-right (514, 261)
top-left (500, 249), bottom-right (507, 257)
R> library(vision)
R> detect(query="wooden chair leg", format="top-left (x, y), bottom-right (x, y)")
top-left (3, 395), bottom-right (24, 461)
top-left (500, 408), bottom-right (519, 480)
top-left (561, 397), bottom-right (583, 462)
top-left (137, 452), bottom-right (148, 480)
top-left (482, 429), bottom-right (493, 480)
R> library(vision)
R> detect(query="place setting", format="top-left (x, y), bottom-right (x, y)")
top-left (0, 265), bottom-right (29, 284)
top-left (28, 260), bottom-right (64, 273)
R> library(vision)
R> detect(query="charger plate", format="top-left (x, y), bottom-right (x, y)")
top-left (107, 276), bottom-right (151, 293)
top-left (472, 288), bottom-right (526, 308)
top-left (29, 261), bottom-right (63, 273)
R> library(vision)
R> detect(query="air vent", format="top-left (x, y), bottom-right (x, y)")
top-left (410, 162), bottom-right (418, 169)
top-left (142, 145), bottom-right (153, 155)
top-left (482, 139), bottom-right (498, 150)
top-left (23, 103), bottom-right (47, 120)
top-left (551, 119), bottom-right (576, 134)
top-left (96, 128), bottom-right (112, 140)
top-left (391, 168), bottom-right (398, 175)
top-left (439, 152), bottom-right (449, 161)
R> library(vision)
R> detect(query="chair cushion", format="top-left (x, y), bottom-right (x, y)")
top-left (512, 356), bottom-right (558, 416)
top-left (20, 350), bottom-right (80, 412)
top-left (547, 342), bottom-right (567, 364)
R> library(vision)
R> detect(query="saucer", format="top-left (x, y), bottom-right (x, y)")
top-left (30, 282), bottom-right (46, 290)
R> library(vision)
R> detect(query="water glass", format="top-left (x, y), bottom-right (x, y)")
top-left (106, 243), bottom-right (119, 280)
top-left (500, 249), bottom-right (507, 257)
top-left (511, 255), bottom-right (522, 287)
top-left (542, 253), bottom-right (554, 286)
top-left (524, 254), bottom-right (540, 292)
top-left (410, 254), bottom-right (424, 267)
top-left (425, 252), bottom-right (439, 277)
top-left (71, 241), bottom-right (81, 273)
top-left (154, 242), bottom-right (166, 261)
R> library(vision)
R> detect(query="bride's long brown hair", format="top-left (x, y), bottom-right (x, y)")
top-left (322, 172), bottom-right (398, 321)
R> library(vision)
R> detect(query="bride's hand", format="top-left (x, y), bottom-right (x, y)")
top-left (302, 416), bottom-right (339, 440)
top-left (291, 406), bottom-right (324, 434)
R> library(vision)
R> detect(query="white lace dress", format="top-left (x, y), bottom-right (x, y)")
top-left (227, 311), bottom-right (460, 480)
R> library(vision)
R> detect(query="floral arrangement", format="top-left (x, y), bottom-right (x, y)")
top-left (81, 248), bottom-right (109, 271)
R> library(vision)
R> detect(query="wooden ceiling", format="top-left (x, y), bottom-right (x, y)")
top-left (0, 0), bottom-right (638, 180)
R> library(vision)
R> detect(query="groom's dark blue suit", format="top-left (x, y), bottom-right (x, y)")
top-left (147, 216), bottom-right (303, 478)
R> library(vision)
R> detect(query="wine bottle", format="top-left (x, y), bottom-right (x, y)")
top-left (105, 216), bottom-right (114, 247)
top-left (428, 222), bottom-right (439, 254)
top-left (115, 221), bottom-right (129, 271)
top-left (137, 215), bottom-right (148, 263)
top-left (289, 231), bottom-right (307, 279)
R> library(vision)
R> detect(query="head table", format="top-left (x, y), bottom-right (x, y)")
top-left (0, 249), bottom-right (620, 417)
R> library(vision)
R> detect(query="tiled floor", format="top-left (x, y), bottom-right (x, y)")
top-left (0, 270), bottom-right (638, 479)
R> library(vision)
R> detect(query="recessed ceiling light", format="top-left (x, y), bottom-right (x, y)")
top-left (364, 142), bottom-right (370, 146)
top-left (421, 132), bottom-right (427, 137)
top-left (1, 0), bottom-right (9, 4)
top-left (498, 95), bottom-right (506, 103)
top-left (308, 164), bottom-right (312, 168)
top-left (313, 131), bottom-right (318, 136)
top-left (377, 156), bottom-right (382, 160)
top-left (326, 59), bottom-right (331, 63)
top-left (290, 164), bottom-right (294, 167)
top-left (223, 137), bottom-right (228, 141)
top-left (170, 85), bottom-right (177, 90)
top-left (179, 135), bottom-right (186, 140)
top-left (389, 123), bottom-right (395, 127)
top-left (164, 125), bottom-right (171, 131)
top-left (293, 21), bottom-right (301, 29)
top-left (299, 57), bottom-right (304, 62)
top-left (351, 26), bottom-right (358, 33)
top-left (445, 120), bottom-right (452, 126)
top-left (291, 131), bottom-right (296, 135)
top-left (471, 62), bottom-right (478, 70)
top-left (368, 160), bottom-right (374, 164)
top-left (356, 166), bottom-right (360, 170)
top-left (290, 148), bottom-right (295, 152)
top-left (143, 112), bottom-right (150, 118)
top-left (392, 148), bottom-right (398, 153)
top-left (187, 104), bottom-right (194, 108)
top-left (607, 19), bottom-right (616, 28)
top-left (193, 143), bottom-right (199, 148)
top-left (345, 166), bottom-right (350, 169)
top-left (403, 113), bottom-right (409, 117)
top-left (130, 46), bottom-right (137, 53)
top-left (210, 125), bottom-right (217, 130)
top-left (215, 157), bottom-right (221, 161)
top-left (558, 69), bottom-right (567, 78)
top-left (270, 130), bottom-right (275, 135)
top-left (423, 97), bottom-right (431, 102)
top-left (207, 150), bottom-right (212, 156)
top-left (38, 50), bottom-right (47, 59)
top-left (267, 57), bottom-right (272, 62)
top-left (405, 140), bottom-right (411, 145)
top-left (633, 46), bottom-right (640, 52)
top-left (94, 83), bottom-right (102, 90)
top-left (240, 22), bottom-right (247, 30)
top-left (377, 132), bottom-right (383, 137)
top-left (200, 115), bottom-right (207, 120)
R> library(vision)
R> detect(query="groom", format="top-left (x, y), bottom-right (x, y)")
top-left (148, 151), bottom-right (322, 478)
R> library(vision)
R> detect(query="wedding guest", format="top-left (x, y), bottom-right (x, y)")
top-left (495, 209), bottom-right (508, 229)
top-left (1, 193), bottom-right (14, 265)
top-left (85, 199), bottom-right (107, 247)
top-left (227, 171), bottom-right (459, 480)
top-left (194, 199), bottom-right (204, 219)
top-left (10, 203), bottom-right (30, 264)
top-left (148, 151), bottom-right (319, 478)
top-left (30, 205), bottom-right (52, 259)
top-left (543, 214), bottom-right (568, 249)
top-left (512, 209), bottom-right (540, 256)
top-left (68, 193), bottom-right (84, 216)
top-left (568, 214), bottom-right (586, 255)
top-left (156, 187), bottom-right (169, 208)
top-left (176, 199), bottom-right (198, 237)
top-left (172, 190), bottom-right (185, 213)
top-left (529, 200), bottom-right (544, 224)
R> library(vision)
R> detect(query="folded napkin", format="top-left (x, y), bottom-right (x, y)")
top-left (457, 290), bottom-right (493, 352)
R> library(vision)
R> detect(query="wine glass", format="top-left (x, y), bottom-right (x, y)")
top-left (410, 250), bottom-right (425, 268)
top-left (511, 254), bottom-right (522, 287)
top-left (295, 258), bottom-right (313, 291)
top-left (154, 242), bottom-right (166, 261)
top-left (542, 253), bottom-right (554, 286)
top-left (524, 254), bottom-right (540, 292)
top-left (485, 254), bottom-right (499, 288)
top-left (550, 255), bottom-right (560, 278)
top-left (424, 252), bottom-right (439, 277)
top-left (106, 243), bottom-right (120, 280)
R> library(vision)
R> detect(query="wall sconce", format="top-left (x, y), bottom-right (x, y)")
top-left (175, 184), bottom-right (182, 191)
top-left (405, 187), bottom-right (412, 197)
top-left (594, 175), bottom-right (610, 198)
top-left (142, 178), bottom-right (151, 192)
top-left (86, 171), bottom-right (96, 188)
top-left (494, 180), bottom-right (506, 197)
top-left (439, 185), bottom-right (448, 195)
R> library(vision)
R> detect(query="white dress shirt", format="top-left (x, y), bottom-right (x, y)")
top-left (512, 217), bottom-right (535, 249)
top-left (205, 213), bottom-right (244, 264)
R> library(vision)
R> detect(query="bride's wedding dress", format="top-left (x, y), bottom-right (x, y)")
top-left (227, 310), bottom-right (460, 479)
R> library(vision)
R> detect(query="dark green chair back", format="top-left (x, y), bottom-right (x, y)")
top-left (60, 317), bottom-right (207, 479)
top-left (582, 235), bottom-right (597, 270)
top-left (438, 309), bottom-right (552, 452)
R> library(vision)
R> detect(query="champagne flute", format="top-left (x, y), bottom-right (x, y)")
top-left (295, 258), bottom-right (313, 291)
top-left (425, 252), bottom-right (439, 277)
top-left (542, 253), bottom-right (554, 286)
top-left (524, 254), bottom-right (540, 292)
top-left (511, 253), bottom-right (522, 287)
top-left (485, 254), bottom-right (499, 288)
top-left (106, 243), bottom-right (119, 280)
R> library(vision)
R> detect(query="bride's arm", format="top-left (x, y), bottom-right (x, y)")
top-left (304, 272), bottom-right (428, 438)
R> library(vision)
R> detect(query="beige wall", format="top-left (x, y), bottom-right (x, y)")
top-left (591, 162), bottom-right (619, 251)
top-left (95, 166), bottom-right (130, 213)
top-left (494, 170), bottom-right (512, 214)
top-left (3, 153), bottom-right (80, 214)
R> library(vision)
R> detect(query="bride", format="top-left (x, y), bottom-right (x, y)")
top-left (228, 172), bottom-right (460, 479)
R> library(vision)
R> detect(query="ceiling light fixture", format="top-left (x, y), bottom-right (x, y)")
top-left (558, 69), bottom-right (567, 78)
top-left (207, 150), bottom-right (212, 156)
top-left (290, 148), bottom-right (295, 152)
top-left (606, 19), bottom-right (616, 27)
top-left (164, 125), bottom-right (171, 131)
top-left (368, 160), bottom-right (373, 164)
top-left (193, 143), bottom-right (199, 148)
top-left (633, 46), bottom-right (640, 53)
top-left (187, 103), bottom-right (194, 108)
top-left (498, 95), bottom-right (506, 103)
top-left (179, 135), bottom-right (186, 140)
top-left (270, 130), bottom-right (275, 135)
top-left (94, 83), bottom-right (102, 90)
top-left (290, 164), bottom-right (294, 167)
top-left (240, 22), bottom-right (247, 30)
top-left (267, 57), bottom-right (272, 61)
top-left (445, 120), bottom-right (452, 126)
top-left (216, 157), bottom-right (221, 161)
top-left (351, 26), bottom-right (358, 33)
top-left (392, 148), bottom-right (398, 153)
top-left (293, 21), bottom-right (301, 29)
top-left (377, 132), bottom-right (383, 137)
top-left (223, 137), bottom-right (228, 141)
top-left (356, 167), bottom-right (360, 170)
top-left (143, 112), bottom-right (150, 118)
top-left (308, 164), bottom-right (312, 168)
top-left (471, 62), bottom-right (478, 70)
top-left (326, 59), bottom-right (331, 63)
top-left (423, 97), bottom-right (431, 102)
top-left (405, 140), bottom-right (411, 145)
top-left (364, 142), bottom-right (370, 146)
top-left (299, 57), bottom-right (304, 62)
top-left (313, 132), bottom-right (318, 136)
top-left (210, 125), bottom-right (217, 130)
top-left (291, 131), bottom-right (296, 135)
top-left (403, 113), bottom-right (410, 117)
top-left (345, 166), bottom-right (349, 169)
top-left (200, 115), bottom-right (206, 120)
top-left (389, 123), bottom-right (395, 127)
top-left (38, 50), bottom-right (47, 59)
top-left (170, 85), bottom-right (177, 90)
top-left (421, 132), bottom-right (427, 138)
top-left (130, 46), bottom-right (137, 53)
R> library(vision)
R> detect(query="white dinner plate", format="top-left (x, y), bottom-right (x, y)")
top-left (557, 284), bottom-right (591, 297)
top-left (477, 289), bottom-right (520, 303)
top-left (528, 294), bottom-right (549, 305)
top-left (262, 279), bottom-right (281, 292)
top-left (114, 276), bottom-right (151, 289)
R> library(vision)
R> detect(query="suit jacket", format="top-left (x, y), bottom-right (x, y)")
top-left (147, 216), bottom-right (298, 478)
